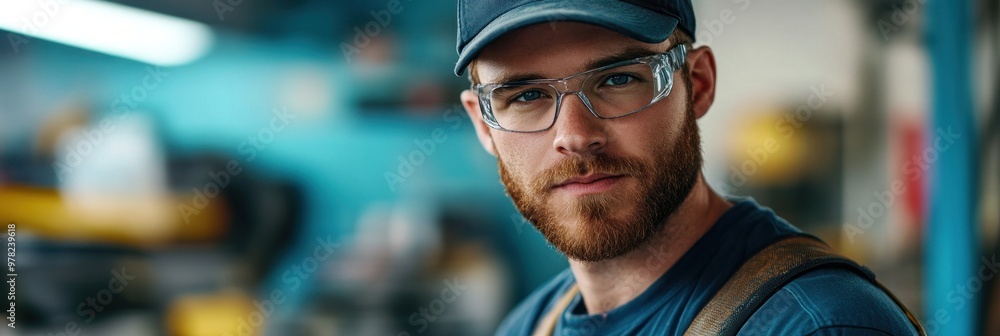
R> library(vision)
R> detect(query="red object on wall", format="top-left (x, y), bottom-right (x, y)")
top-left (901, 119), bottom-right (926, 231)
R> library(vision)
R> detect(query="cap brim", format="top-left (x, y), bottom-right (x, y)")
top-left (455, 1), bottom-right (679, 76)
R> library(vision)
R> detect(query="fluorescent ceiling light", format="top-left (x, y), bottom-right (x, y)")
top-left (0, 0), bottom-right (214, 66)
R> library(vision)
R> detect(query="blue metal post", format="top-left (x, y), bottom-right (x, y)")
top-left (925, 0), bottom-right (978, 334)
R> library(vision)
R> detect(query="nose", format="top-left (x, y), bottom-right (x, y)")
top-left (552, 93), bottom-right (607, 156)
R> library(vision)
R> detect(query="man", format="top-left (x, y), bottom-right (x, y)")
top-left (454, 1), bottom-right (922, 335)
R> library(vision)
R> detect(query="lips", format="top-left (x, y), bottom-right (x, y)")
top-left (553, 173), bottom-right (623, 188)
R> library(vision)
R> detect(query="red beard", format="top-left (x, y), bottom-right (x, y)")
top-left (499, 107), bottom-right (702, 262)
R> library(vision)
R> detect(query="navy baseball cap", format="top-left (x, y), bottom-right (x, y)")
top-left (455, 0), bottom-right (697, 76)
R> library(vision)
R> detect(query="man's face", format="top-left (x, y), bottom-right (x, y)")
top-left (468, 22), bottom-right (703, 262)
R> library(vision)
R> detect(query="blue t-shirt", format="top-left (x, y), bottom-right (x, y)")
top-left (495, 198), bottom-right (918, 335)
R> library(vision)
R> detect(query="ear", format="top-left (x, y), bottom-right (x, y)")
top-left (460, 89), bottom-right (497, 157)
top-left (685, 46), bottom-right (717, 120)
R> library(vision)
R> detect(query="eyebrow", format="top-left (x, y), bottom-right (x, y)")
top-left (585, 47), bottom-right (660, 70)
top-left (488, 46), bottom-right (662, 85)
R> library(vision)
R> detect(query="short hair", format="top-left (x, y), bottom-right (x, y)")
top-left (467, 29), bottom-right (694, 85)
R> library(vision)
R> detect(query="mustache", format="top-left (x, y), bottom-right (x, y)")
top-left (531, 154), bottom-right (647, 192)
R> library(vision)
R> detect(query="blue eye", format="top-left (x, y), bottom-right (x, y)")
top-left (602, 74), bottom-right (634, 86)
top-left (514, 90), bottom-right (544, 102)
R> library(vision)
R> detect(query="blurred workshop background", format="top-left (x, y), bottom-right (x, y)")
top-left (0, 0), bottom-right (997, 335)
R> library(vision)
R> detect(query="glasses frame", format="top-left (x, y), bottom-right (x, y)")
top-left (473, 44), bottom-right (689, 133)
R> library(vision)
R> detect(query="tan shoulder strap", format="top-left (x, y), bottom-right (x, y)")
top-left (684, 236), bottom-right (926, 336)
top-left (532, 284), bottom-right (580, 336)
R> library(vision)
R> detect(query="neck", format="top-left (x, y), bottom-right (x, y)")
top-left (567, 174), bottom-right (732, 314)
